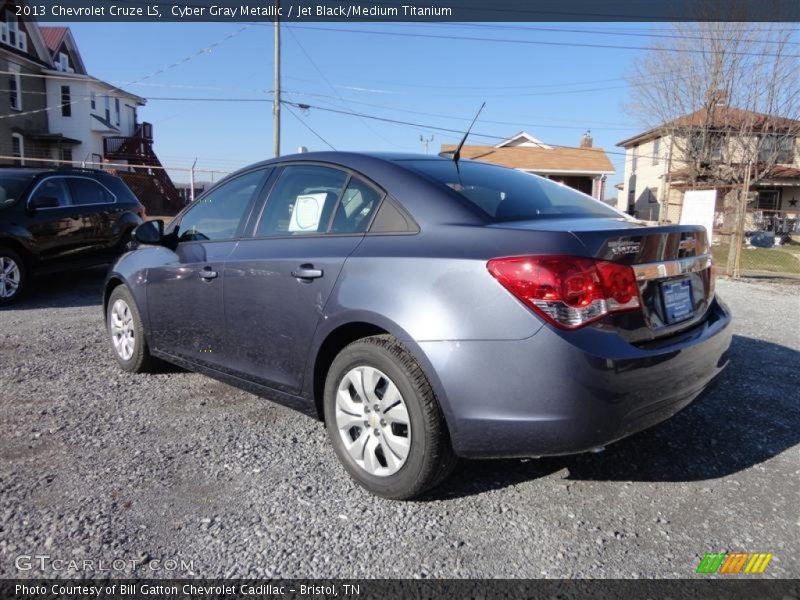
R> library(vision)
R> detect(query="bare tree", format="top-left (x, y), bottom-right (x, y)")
top-left (625, 21), bottom-right (800, 275)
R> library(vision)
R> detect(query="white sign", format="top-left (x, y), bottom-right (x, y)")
top-left (680, 190), bottom-right (717, 238)
top-left (288, 193), bottom-right (329, 233)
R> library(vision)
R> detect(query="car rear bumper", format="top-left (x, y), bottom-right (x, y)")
top-left (417, 296), bottom-right (733, 458)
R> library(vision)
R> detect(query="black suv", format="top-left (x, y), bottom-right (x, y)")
top-left (0, 167), bottom-right (144, 305)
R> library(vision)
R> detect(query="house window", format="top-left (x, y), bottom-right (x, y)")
top-left (114, 98), bottom-right (120, 126)
top-left (60, 85), bottom-right (71, 117)
top-left (56, 52), bottom-right (70, 72)
top-left (104, 96), bottom-right (110, 123)
top-left (689, 132), bottom-right (724, 162)
top-left (90, 91), bottom-right (96, 110)
top-left (652, 138), bottom-right (660, 165)
top-left (11, 133), bottom-right (24, 166)
top-left (631, 145), bottom-right (638, 173)
top-left (759, 135), bottom-right (794, 164)
top-left (8, 63), bottom-right (20, 111)
top-left (60, 147), bottom-right (73, 165)
top-left (756, 190), bottom-right (780, 211)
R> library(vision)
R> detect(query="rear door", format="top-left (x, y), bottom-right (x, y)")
top-left (25, 176), bottom-right (89, 262)
top-left (222, 165), bottom-right (383, 394)
top-left (146, 168), bottom-right (270, 364)
top-left (65, 176), bottom-right (119, 252)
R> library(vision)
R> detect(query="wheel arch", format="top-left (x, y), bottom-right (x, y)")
top-left (306, 314), bottom-right (455, 431)
top-left (0, 237), bottom-right (34, 269)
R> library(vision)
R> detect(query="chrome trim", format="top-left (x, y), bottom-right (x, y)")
top-left (27, 175), bottom-right (117, 210)
top-left (632, 254), bottom-right (712, 282)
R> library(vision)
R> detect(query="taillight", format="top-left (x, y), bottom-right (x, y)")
top-left (487, 255), bottom-right (641, 329)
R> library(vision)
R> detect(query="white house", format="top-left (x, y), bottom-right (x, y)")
top-left (40, 26), bottom-right (145, 166)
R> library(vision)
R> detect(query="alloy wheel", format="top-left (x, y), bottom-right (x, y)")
top-left (335, 365), bottom-right (412, 477)
top-left (0, 256), bottom-right (21, 299)
top-left (110, 299), bottom-right (135, 361)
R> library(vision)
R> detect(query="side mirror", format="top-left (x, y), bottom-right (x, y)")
top-left (29, 195), bottom-right (59, 210)
top-left (133, 219), bottom-right (165, 245)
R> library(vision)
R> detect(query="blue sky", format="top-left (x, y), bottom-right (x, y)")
top-left (57, 22), bottom-right (654, 187)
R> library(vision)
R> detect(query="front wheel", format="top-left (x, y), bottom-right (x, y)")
top-left (324, 335), bottom-right (456, 500)
top-left (107, 285), bottom-right (157, 373)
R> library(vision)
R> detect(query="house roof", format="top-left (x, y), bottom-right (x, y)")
top-left (38, 26), bottom-right (87, 74)
top-left (618, 106), bottom-right (800, 148)
top-left (493, 131), bottom-right (553, 149)
top-left (439, 144), bottom-right (615, 174)
top-left (39, 26), bottom-right (68, 53)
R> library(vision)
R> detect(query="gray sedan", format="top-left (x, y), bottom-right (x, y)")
top-left (104, 152), bottom-right (732, 499)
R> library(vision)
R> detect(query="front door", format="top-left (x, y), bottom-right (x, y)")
top-left (146, 168), bottom-right (269, 364)
top-left (223, 166), bottom-right (383, 394)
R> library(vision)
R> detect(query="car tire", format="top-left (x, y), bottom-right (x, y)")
top-left (106, 285), bottom-right (157, 373)
top-left (0, 246), bottom-right (27, 306)
top-left (324, 334), bottom-right (457, 500)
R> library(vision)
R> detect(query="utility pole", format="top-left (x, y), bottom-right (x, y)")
top-left (189, 157), bottom-right (197, 204)
top-left (272, 0), bottom-right (281, 158)
top-left (420, 134), bottom-right (434, 154)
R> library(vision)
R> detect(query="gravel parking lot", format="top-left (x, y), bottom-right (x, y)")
top-left (1, 270), bottom-right (798, 579)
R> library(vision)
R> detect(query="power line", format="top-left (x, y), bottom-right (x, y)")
top-left (421, 22), bottom-right (800, 46)
top-left (0, 24), bottom-right (253, 121)
top-left (286, 26), bottom-right (401, 149)
top-left (285, 104), bottom-right (336, 150)
top-left (280, 24), bottom-right (800, 60)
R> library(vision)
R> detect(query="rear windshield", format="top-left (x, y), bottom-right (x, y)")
top-left (402, 160), bottom-right (620, 222)
top-left (0, 174), bottom-right (34, 209)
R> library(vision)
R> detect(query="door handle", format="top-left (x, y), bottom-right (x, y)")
top-left (291, 265), bottom-right (323, 280)
top-left (200, 267), bottom-right (218, 280)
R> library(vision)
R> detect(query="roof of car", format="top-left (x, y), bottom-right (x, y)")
top-left (0, 166), bottom-right (107, 177)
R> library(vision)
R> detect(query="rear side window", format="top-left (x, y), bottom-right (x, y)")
top-left (67, 178), bottom-right (115, 206)
top-left (402, 160), bottom-right (619, 222)
top-left (30, 178), bottom-right (72, 208)
top-left (330, 177), bottom-right (382, 234)
top-left (256, 165), bottom-right (348, 236)
top-left (178, 169), bottom-right (267, 242)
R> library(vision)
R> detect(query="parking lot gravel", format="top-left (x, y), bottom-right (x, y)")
top-left (1, 269), bottom-right (799, 579)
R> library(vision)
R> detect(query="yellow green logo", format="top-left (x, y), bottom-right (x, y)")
top-left (697, 552), bottom-right (773, 574)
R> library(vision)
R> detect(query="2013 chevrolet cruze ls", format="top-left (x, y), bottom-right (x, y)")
top-left (104, 152), bottom-right (732, 499)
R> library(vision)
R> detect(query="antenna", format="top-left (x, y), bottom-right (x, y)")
top-left (452, 102), bottom-right (486, 166)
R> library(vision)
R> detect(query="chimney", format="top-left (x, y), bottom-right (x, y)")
top-left (580, 130), bottom-right (593, 148)
top-left (706, 89), bottom-right (729, 106)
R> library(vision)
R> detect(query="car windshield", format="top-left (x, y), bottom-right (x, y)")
top-left (0, 173), bottom-right (34, 210)
top-left (402, 159), bottom-right (620, 222)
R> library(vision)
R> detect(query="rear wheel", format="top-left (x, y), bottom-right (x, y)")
top-left (324, 335), bottom-right (457, 500)
top-left (0, 247), bottom-right (26, 306)
top-left (107, 285), bottom-right (157, 373)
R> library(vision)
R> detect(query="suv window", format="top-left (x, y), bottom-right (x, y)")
top-left (256, 165), bottom-right (348, 236)
top-left (178, 169), bottom-right (267, 242)
top-left (30, 177), bottom-right (72, 208)
top-left (0, 173), bottom-right (34, 209)
top-left (403, 160), bottom-right (619, 222)
top-left (67, 178), bottom-right (115, 206)
top-left (330, 177), bottom-right (382, 234)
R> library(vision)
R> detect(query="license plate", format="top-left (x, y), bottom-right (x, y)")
top-left (661, 278), bottom-right (694, 324)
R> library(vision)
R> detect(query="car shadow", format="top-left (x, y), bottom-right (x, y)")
top-left (426, 334), bottom-right (800, 500)
top-left (5, 266), bottom-right (107, 310)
